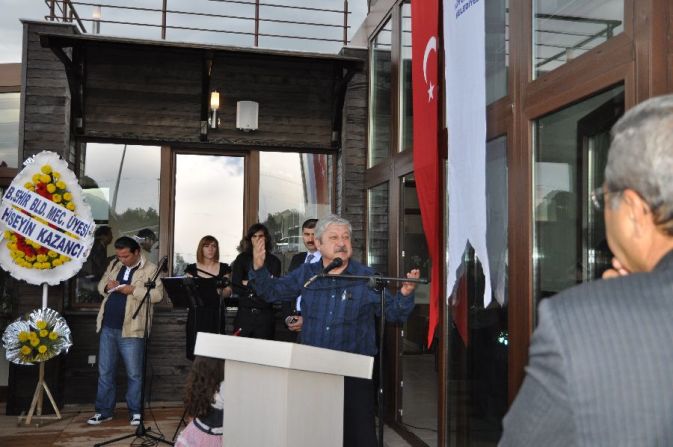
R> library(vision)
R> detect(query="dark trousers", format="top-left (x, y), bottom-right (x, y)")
top-left (234, 307), bottom-right (275, 339)
top-left (344, 376), bottom-right (377, 447)
top-left (185, 306), bottom-right (223, 360)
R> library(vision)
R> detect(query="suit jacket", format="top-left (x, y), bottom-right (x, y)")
top-left (281, 252), bottom-right (309, 319)
top-left (499, 249), bottom-right (673, 447)
top-left (289, 251), bottom-right (307, 272)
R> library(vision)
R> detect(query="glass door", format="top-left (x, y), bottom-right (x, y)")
top-left (172, 153), bottom-right (245, 272)
top-left (577, 94), bottom-right (624, 280)
top-left (399, 173), bottom-right (437, 445)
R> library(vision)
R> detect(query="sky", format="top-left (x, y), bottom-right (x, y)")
top-left (0, 0), bottom-right (369, 63)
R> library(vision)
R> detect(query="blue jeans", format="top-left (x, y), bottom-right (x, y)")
top-left (94, 326), bottom-right (144, 417)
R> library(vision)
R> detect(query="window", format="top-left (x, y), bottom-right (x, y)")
top-left (75, 143), bottom-right (161, 306)
top-left (0, 93), bottom-right (20, 168)
top-left (368, 19), bottom-right (393, 168)
top-left (533, 85), bottom-right (624, 305)
top-left (173, 154), bottom-right (244, 273)
top-left (259, 152), bottom-right (332, 268)
top-left (399, 2), bottom-right (413, 152)
top-left (366, 182), bottom-right (389, 275)
top-left (486, 0), bottom-right (509, 103)
top-left (533, 0), bottom-right (624, 78)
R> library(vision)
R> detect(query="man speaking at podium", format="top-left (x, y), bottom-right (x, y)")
top-left (249, 214), bottom-right (420, 447)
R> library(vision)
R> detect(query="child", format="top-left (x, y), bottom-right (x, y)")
top-left (175, 356), bottom-right (225, 447)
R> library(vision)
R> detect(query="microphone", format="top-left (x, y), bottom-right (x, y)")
top-left (304, 257), bottom-right (343, 288)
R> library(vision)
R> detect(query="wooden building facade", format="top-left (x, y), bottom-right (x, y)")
top-left (7, 19), bottom-right (370, 417)
top-left (7, 0), bottom-right (673, 445)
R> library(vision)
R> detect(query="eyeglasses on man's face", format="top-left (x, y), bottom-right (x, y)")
top-left (590, 187), bottom-right (607, 211)
top-left (591, 187), bottom-right (628, 211)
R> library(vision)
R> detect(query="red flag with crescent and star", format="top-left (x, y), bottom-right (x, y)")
top-left (411, 0), bottom-right (443, 348)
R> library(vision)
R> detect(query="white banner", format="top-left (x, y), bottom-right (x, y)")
top-left (444, 0), bottom-right (492, 306)
top-left (0, 205), bottom-right (88, 261)
top-left (2, 184), bottom-right (93, 237)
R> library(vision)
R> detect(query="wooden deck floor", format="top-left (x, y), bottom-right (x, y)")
top-left (0, 402), bottom-right (413, 446)
top-left (0, 402), bottom-right (184, 447)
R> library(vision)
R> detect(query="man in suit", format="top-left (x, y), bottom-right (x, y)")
top-left (281, 218), bottom-right (320, 341)
top-left (499, 95), bottom-right (673, 446)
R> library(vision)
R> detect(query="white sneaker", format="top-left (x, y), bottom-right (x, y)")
top-left (87, 413), bottom-right (112, 425)
top-left (130, 413), bottom-right (142, 426)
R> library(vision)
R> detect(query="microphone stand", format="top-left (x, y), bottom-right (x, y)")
top-left (95, 258), bottom-right (172, 447)
top-left (312, 272), bottom-right (427, 447)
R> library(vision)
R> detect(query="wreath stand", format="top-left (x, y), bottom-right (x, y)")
top-left (17, 284), bottom-right (62, 426)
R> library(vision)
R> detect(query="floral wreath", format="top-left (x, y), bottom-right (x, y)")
top-left (2, 308), bottom-right (73, 365)
top-left (6, 164), bottom-right (74, 269)
top-left (0, 151), bottom-right (94, 285)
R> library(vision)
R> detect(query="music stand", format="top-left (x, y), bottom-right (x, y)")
top-left (164, 276), bottom-right (227, 358)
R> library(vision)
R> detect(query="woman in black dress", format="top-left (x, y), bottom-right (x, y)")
top-left (184, 235), bottom-right (232, 359)
top-left (231, 224), bottom-right (281, 340)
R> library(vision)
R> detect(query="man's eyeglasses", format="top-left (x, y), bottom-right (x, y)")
top-left (590, 187), bottom-right (606, 211)
top-left (590, 187), bottom-right (625, 211)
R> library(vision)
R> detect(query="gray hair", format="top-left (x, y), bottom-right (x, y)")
top-left (314, 214), bottom-right (352, 242)
top-left (606, 94), bottom-right (673, 235)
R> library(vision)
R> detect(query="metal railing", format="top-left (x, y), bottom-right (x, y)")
top-left (44, 0), bottom-right (351, 50)
top-left (534, 13), bottom-right (622, 72)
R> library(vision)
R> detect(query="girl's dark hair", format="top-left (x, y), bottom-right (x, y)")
top-left (183, 356), bottom-right (224, 418)
top-left (242, 223), bottom-right (272, 253)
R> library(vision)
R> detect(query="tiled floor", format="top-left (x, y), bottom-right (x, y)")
top-left (0, 402), bottom-right (412, 446)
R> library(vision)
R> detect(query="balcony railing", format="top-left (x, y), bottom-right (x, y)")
top-left (44, 0), bottom-right (352, 53)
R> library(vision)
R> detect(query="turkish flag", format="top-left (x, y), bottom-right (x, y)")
top-left (411, 0), bottom-right (442, 348)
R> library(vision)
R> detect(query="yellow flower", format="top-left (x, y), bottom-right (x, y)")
top-left (39, 329), bottom-right (49, 338)
top-left (48, 250), bottom-right (58, 258)
top-left (32, 173), bottom-right (41, 183)
top-left (36, 254), bottom-right (47, 263)
top-left (56, 180), bottom-right (66, 189)
top-left (18, 331), bottom-right (30, 342)
top-left (40, 174), bottom-right (51, 184)
top-left (4, 230), bottom-right (11, 239)
top-left (30, 337), bottom-right (40, 347)
top-left (36, 320), bottom-right (47, 330)
top-left (24, 182), bottom-right (34, 189)
top-left (52, 259), bottom-right (62, 266)
top-left (66, 202), bottom-right (75, 211)
top-left (38, 345), bottom-right (47, 354)
top-left (25, 255), bottom-right (35, 262)
top-left (46, 183), bottom-right (56, 193)
top-left (49, 331), bottom-right (58, 340)
top-left (52, 194), bottom-right (62, 203)
top-left (20, 346), bottom-right (32, 355)
top-left (59, 254), bottom-right (70, 262)
top-left (41, 165), bottom-right (52, 175)
top-left (52, 172), bottom-right (61, 180)
top-left (63, 192), bottom-right (72, 201)
top-left (43, 261), bottom-right (52, 269)
top-left (14, 249), bottom-right (24, 258)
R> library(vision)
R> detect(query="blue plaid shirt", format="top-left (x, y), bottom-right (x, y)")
top-left (248, 259), bottom-right (415, 356)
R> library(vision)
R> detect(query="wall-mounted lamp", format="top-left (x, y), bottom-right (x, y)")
top-left (236, 100), bottom-right (258, 132)
top-left (92, 6), bottom-right (102, 34)
top-left (209, 90), bottom-right (220, 129)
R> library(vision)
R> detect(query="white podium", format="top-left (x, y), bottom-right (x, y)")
top-left (194, 332), bottom-right (374, 447)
